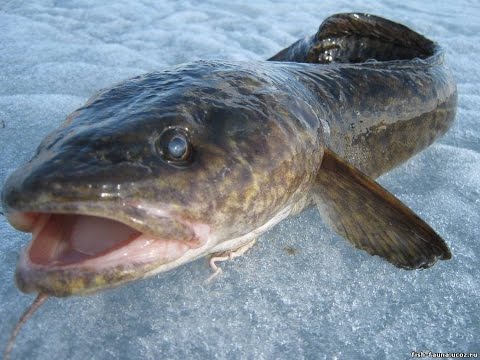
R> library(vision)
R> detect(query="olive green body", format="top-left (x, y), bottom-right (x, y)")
top-left (1, 13), bottom-right (456, 296)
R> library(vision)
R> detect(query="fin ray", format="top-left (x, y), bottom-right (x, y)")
top-left (312, 150), bottom-right (451, 269)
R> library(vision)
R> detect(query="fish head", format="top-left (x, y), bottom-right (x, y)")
top-left (2, 61), bottom-right (322, 296)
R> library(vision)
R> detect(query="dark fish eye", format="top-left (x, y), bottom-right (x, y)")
top-left (157, 127), bottom-right (193, 166)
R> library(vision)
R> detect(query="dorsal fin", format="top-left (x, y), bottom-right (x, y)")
top-left (268, 13), bottom-right (436, 64)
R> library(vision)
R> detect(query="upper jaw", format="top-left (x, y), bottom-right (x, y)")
top-left (4, 203), bottom-right (208, 248)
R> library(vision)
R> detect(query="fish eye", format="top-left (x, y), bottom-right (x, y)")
top-left (157, 128), bottom-right (193, 166)
top-left (168, 135), bottom-right (188, 159)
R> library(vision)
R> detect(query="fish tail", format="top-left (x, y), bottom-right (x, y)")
top-left (268, 13), bottom-right (436, 64)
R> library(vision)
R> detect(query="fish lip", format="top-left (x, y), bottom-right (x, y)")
top-left (3, 211), bottom-right (40, 232)
top-left (14, 240), bottom-right (190, 297)
top-left (6, 204), bottom-right (212, 297)
top-left (4, 200), bottom-right (208, 247)
top-left (15, 248), bottom-right (141, 297)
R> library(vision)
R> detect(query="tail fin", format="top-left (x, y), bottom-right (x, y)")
top-left (268, 13), bottom-right (436, 64)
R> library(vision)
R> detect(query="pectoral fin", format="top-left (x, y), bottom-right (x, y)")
top-left (312, 150), bottom-right (451, 269)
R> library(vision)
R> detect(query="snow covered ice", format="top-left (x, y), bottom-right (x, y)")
top-left (0, 1), bottom-right (478, 359)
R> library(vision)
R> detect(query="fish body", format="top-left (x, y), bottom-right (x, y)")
top-left (1, 14), bottom-right (456, 297)
top-left (270, 14), bottom-right (457, 178)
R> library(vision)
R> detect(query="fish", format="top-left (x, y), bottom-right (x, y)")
top-left (2, 13), bottom-right (456, 299)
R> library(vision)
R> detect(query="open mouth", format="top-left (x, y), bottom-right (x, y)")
top-left (10, 212), bottom-right (192, 270)
top-left (5, 204), bottom-right (212, 296)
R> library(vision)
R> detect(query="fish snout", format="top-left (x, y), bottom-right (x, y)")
top-left (1, 151), bottom-right (146, 215)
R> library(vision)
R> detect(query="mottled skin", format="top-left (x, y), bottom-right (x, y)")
top-left (270, 13), bottom-right (457, 177)
top-left (4, 61), bottom-right (323, 295)
top-left (1, 14), bottom-right (456, 296)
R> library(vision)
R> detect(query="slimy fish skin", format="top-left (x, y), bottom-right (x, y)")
top-left (2, 13), bottom-right (456, 297)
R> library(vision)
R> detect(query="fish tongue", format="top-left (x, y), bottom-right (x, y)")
top-left (70, 215), bottom-right (141, 256)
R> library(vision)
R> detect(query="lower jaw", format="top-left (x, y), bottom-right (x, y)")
top-left (15, 250), bottom-right (168, 297)
top-left (15, 237), bottom-right (215, 297)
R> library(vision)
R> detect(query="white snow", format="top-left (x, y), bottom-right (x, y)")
top-left (0, 0), bottom-right (478, 359)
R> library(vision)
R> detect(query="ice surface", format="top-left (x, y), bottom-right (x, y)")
top-left (0, 1), bottom-right (479, 359)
